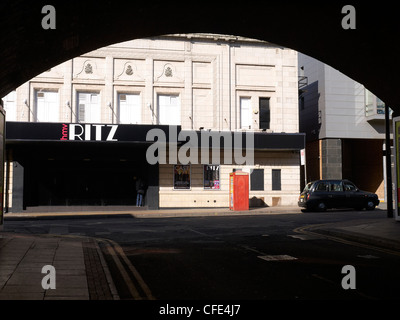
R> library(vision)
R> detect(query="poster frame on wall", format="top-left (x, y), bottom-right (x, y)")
top-left (173, 164), bottom-right (191, 190)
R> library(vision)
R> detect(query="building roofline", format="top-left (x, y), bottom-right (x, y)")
top-left (154, 33), bottom-right (283, 48)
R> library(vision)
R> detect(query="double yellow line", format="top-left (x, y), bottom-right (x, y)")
top-left (100, 238), bottom-right (155, 300)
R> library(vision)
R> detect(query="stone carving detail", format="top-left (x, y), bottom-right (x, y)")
top-left (115, 61), bottom-right (144, 81)
top-left (74, 58), bottom-right (104, 79)
top-left (85, 63), bottom-right (93, 74)
top-left (125, 65), bottom-right (133, 76)
top-left (155, 62), bottom-right (182, 83)
top-left (165, 66), bottom-right (173, 77)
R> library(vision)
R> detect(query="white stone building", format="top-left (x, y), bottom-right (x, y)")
top-left (2, 34), bottom-right (304, 211)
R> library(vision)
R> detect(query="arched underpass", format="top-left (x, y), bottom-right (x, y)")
top-left (1, 3), bottom-right (400, 302)
top-left (0, 2), bottom-right (398, 214)
top-left (1, 2), bottom-right (399, 113)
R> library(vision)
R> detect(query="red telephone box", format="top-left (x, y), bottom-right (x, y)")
top-left (229, 171), bottom-right (249, 211)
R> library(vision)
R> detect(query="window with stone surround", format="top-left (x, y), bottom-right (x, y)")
top-left (272, 169), bottom-right (281, 191)
top-left (158, 94), bottom-right (180, 125)
top-left (118, 93), bottom-right (141, 124)
top-left (77, 92), bottom-right (100, 123)
top-left (36, 90), bottom-right (59, 122)
top-left (240, 97), bottom-right (251, 129)
top-left (259, 97), bottom-right (270, 130)
top-left (250, 169), bottom-right (264, 191)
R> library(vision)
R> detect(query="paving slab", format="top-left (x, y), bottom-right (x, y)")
top-left (0, 232), bottom-right (116, 300)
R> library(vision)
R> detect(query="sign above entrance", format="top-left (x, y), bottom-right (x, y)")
top-left (62, 124), bottom-right (118, 141)
top-left (6, 122), bottom-right (305, 151)
top-left (6, 121), bottom-right (174, 143)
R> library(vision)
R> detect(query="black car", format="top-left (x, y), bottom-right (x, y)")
top-left (298, 179), bottom-right (380, 211)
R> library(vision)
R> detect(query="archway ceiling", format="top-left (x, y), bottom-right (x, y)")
top-left (1, 1), bottom-right (399, 113)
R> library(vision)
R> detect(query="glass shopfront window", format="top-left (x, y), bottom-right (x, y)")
top-left (204, 165), bottom-right (220, 190)
top-left (174, 165), bottom-right (191, 189)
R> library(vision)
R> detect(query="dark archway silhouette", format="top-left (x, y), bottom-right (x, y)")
top-left (0, 2), bottom-right (399, 114)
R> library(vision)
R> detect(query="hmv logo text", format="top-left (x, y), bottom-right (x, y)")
top-left (60, 124), bottom-right (118, 141)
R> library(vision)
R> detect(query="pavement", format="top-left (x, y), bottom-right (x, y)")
top-left (0, 203), bottom-right (399, 300)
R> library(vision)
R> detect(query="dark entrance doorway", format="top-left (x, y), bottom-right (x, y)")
top-left (12, 142), bottom-right (151, 208)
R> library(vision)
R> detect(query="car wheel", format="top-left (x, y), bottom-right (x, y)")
top-left (365, 200), bottom-right (376, 211)
top-left (316, 202), bottom-right (327, 212)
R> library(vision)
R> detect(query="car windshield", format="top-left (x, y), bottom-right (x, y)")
top-left (303, 182), bottom-right (313, 193)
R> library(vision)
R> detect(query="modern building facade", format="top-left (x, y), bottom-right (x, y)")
top-left (298, 53), bottom-right (391, 200)
top-left (2, 34), bottom-right (304, 212)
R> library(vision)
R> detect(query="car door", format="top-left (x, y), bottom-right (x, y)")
top-left (343, 180), bottom-right (364, 208)
top-left (312, 181), bottom-right (329, 206)
top-left (328, 181), bottom-right (346, 208)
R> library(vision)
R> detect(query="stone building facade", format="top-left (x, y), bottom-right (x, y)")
top-left (2, 34), bottom-right (304, 211)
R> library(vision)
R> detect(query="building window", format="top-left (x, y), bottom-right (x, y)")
top-left (118, 93), bottom-right (141, 124)
top-left (204, 165), bottom-right (220, 190)
top-left (36, 90), bottom-right (59, 122)
top-left (376, 97), bottom-right (385, 115)
top-left (77, 92), bottom-right (100, 123)
top-left (173, 165), bottom-right (190, 189)
top-left (158, 94), bottom-right (180, 125)
top-left (272, 169), bottom-right (281, 191)
top-left (240, 97), bottom-right (251, 129)
top-left (365, 89), bottom-right (392, 116)
top-left (2, 91), bottom-right (16, 121)
top-left (250, 169), bottom-right (264, 191)
top-left (259, 97), bottom-right (270, 130)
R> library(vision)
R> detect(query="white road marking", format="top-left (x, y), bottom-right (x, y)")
top-left (357, 254), bottom-right (379, 259)
top-left (288, 234), bottom-right (322, 240)
top-left (258, 255), bottom-right (298, 261)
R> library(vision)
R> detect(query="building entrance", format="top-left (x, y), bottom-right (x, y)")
top-left (26, 158), bottom-right (147, 206)
top-left (10, 142), bottom-right (151, 209)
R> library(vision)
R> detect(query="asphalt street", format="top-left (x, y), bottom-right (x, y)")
top-left (3, 208), bottom-right (399, 301)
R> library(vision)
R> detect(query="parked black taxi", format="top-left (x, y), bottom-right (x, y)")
top-left (298, 179), bottom-right (380, 211)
